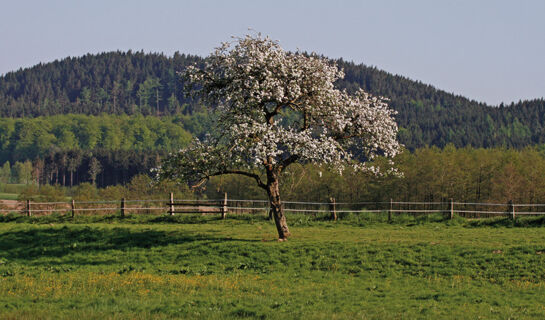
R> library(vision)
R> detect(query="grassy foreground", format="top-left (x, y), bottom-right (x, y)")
top-left (1, 214), bottom-right (545, 319)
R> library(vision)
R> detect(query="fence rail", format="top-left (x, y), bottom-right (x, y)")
top-left (1, 193), bottom-right (544, 220)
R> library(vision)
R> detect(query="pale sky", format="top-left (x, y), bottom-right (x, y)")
top-left (1, 0), bottom-right (544, 105)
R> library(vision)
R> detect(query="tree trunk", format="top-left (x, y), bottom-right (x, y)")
top-left (266, 169), bottom-right (290, 240)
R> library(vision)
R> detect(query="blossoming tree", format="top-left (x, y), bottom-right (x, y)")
top-left (157, 34), bottom-right (400, 240)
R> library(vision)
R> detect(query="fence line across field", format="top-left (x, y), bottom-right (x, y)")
top-left (30, 201), bottom-right (73, 205)
top-left (453, 201), bottom-right (511, 206)
top-left (390, 209), bottom-right (450, 213)
top-left (170, 198), bottom-right (225, 203)
top-left (70, 200), bottom-right (121, 204)
top-left (3, 194), bottom-right (545, 219)
top-left (391, 201), bottom-right (445, 205)
top-left (453, 210), bottom-right (510, 215)
top-left (514, 203), bottom-right (545, 207)
top-left (281, 200), bottom-right (389, 206)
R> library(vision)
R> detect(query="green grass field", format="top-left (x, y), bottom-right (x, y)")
top-left (1, 214), bottom-right (545, 319)
top-left (0, 192), bottom-right (19, 200)
top-left (0, 183), bottom-right (26, 200)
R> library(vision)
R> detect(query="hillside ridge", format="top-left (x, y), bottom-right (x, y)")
top-left (0, 51), bottom-right (544, 149)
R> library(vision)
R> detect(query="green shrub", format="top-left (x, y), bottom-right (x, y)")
top-left (36, 185), bottom-right (66, 202)
top-left (71, 183), bottom-right (99, 201)
top-left (17, 184), bottom-right (40, 201)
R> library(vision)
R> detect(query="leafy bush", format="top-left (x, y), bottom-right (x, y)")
top-left (71, 183), bottom-right (99, 201)
top-left (35, 185), bottom-right (66, 202)
top-left (17, 185), bottom-right (40, 201)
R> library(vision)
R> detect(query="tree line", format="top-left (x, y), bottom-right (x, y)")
top-left (2, 114), bottom-right (545, 194)
top-left (0, 149), bottom-right (165, 188)
top-left (0, 114), bottom-right (196, 164)
top-left (0, 114), bottom-right (206, 187)
top-left (8, 145), bottom-right (545, 206)
top-left (1, 51), bottom-right (544, 150)
top-left (204, 145), bottom-right (545, 205)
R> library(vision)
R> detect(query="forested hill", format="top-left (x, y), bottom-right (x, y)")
top-left (0, 51), bottom-right (544, 150)
top-left (336, 60), bottom-right (545, 149)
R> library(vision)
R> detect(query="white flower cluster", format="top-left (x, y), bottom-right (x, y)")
top-left (159, 34), bottom-right (401, 184)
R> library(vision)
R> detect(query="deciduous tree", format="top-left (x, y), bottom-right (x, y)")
top-left (157, 34), bottom-right (400, 240)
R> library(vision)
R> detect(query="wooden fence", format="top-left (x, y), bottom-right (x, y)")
top-left (1, 193), bottom-right (545, 220)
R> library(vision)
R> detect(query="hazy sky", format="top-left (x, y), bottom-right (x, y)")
top-left (1, 0), bottom-right (543, 105)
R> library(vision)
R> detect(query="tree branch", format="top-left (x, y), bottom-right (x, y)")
top-left (279, 154), bottom-right (299, 172)
top-left (200, 170), bottom-right (267, 190)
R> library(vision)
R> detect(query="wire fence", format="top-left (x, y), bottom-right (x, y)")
top-left (1, 193), bottom-right (544, 220)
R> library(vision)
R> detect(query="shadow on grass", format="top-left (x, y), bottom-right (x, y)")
top-left (0, 225), bottom-right (259, 264)
top-left (466, 215), bottom-right (545, 228)
top-left (0, 211), bottom-right (272, 225)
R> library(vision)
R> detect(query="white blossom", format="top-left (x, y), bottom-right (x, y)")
top-left (157, 33), bottom-right (401, 185)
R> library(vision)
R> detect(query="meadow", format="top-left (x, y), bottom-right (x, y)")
top-left (0, 193), bottom-right (18, 200)
top-left (1, 213), bottom-right (545, 319)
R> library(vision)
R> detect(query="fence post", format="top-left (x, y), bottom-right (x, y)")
top-left (329, 197), bottom-right (337, 221)
top-left (450, 199), bottom-right (454, 220)
top-left (169, 192), bottom-right (175, 216)
top-left (26, 199), bottom-right (32, 217)
top-left (71, 199), bottom-right (75, 218)
top-left (121, 198), bottom-right (126, 217)
top-left (511, 201), bottom-right (516, 220)
top-left (222, 193), bottom-right (228, 219)
top-left (507, 200), bottom-right (514, 220)
top-left (388, 198), bottom-right (393, 222)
